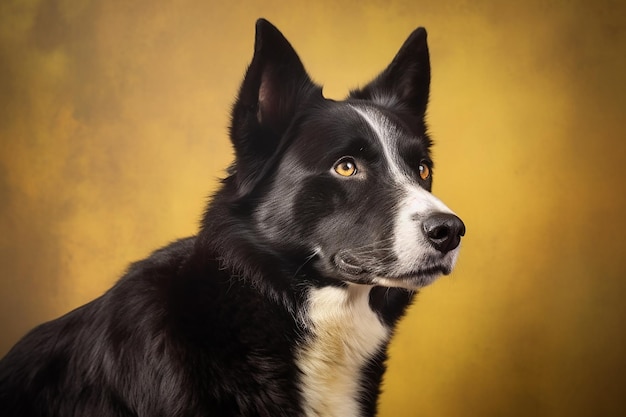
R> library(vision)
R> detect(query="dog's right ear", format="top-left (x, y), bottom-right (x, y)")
top-left (229, 19), bottom-right (320, 198)
top-left (349, 27), bottom-right (431, 128)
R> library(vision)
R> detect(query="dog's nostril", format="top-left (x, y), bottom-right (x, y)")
top-left (422, 213), bottom-right (465, 254)
top-left (429, 225), bottom-right (450, 240)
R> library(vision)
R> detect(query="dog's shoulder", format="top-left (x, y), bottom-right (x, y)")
top-left (0, 237), bottom-right (199, 413)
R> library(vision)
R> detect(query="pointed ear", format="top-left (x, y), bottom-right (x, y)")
top-left (349, 27), bottom-right (430, 116)
top-left (229, 19), bottom-right (320, 198)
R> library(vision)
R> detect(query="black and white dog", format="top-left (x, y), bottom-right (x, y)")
top-left (0, 19), bottom-right (465, 417)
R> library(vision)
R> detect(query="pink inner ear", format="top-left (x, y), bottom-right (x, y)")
top-left (256, 73), bottom-right (269, 124)
top-left (257, 72), bottom-right (272, 125)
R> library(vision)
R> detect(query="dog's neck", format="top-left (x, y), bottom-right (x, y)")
top-left (296, 284), bottom-right (390, 417)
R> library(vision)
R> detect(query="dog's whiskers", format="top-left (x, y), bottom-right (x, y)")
top-left (343, 238), bottom-right (394, 254)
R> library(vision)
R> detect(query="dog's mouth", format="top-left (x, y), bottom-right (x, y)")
top-left (334, 252), bottom-right (366, 275)
top-left (332, 250), bottom-right (453, 288)
top-left (392, 264), bottom-right (452, 279)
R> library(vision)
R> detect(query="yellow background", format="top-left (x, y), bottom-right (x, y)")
top-left (1, 0), bottom-right (625, 415)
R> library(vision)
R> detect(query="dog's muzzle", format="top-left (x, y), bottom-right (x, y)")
top-left (331, 212), bottom-right (466, 284)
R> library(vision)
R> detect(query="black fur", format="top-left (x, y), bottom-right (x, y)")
top-left (0, 19), bottom-right (456, 417)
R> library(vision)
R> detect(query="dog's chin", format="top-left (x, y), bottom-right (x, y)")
top-left (331, 253), bottom-right (456, 290)
top-left (372, 267), bottom-right (450, 290)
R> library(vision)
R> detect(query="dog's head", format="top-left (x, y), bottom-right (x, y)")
top-left (227, 19), bottom-right (464, 290)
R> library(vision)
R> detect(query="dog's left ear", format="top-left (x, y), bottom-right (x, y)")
top-left (230, 19), bottom-right (321, 198)
top-left (349, 27), bottom-right (430, 119)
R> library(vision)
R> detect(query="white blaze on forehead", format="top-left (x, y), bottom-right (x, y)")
top-left (350, 105), bottom-right (409, 183)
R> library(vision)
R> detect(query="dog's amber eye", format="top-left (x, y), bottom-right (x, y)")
top-left (419, 162), bottom-right (430, 180)
top-left (334, 157), bottom-right (357, 177)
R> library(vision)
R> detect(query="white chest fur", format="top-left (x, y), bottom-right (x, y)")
top-left (296, 285), bottom-right (390, 417)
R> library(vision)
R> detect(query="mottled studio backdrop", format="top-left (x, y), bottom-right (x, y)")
top-left (1, 0), bottom-right (625, 416)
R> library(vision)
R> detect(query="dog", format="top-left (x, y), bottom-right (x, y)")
top-left (0, 18), bottom-right (465, 417)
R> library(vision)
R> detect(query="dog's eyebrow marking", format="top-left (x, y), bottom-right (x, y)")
top-left (349, 105), bottom-right (407, 183)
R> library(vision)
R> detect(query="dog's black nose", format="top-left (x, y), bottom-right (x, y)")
top-left (422, 213), bottom-right (466, 254)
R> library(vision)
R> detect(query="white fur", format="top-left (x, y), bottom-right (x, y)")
top-left (297, 285), bottom-right (389, 417)
top-left (393, 183), bottom-right (457, 272)
top-left (350, 105), bottom-right (407, 184)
